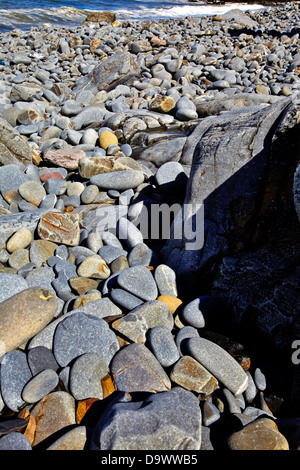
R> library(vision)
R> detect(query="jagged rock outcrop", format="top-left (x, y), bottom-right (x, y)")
top-left (161, 93), bottom-right (300, 355)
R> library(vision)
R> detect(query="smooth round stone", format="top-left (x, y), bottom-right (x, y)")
top-left (0, 164), bottom-right (28, 197)
top-left (90, 169), bottom-right (144, 191)
top-left (110, 343), bottom-right (171, 393)
top-left (0, 432), bottom-right (32, 450)
top-left (39, 193), bottom-right (57, 210)
top-left (175, 326), bottom-right (200, 356)
top-left (155, 161), bottom-right (188, 194)
top-left (154, 264), bottom-right (177, 297)
top-left (227, 417), bottom-right (289, 450)
top-left (100, 231), bottom-right (123, 249)
top-left (18, 200), bottom-right (39, 211)
top-left (254, 368), bottom-right (267, 391)
top-left (117, 217), bottom-right (144, 249)
top-left (72, 291), bottom-right (102, 309)
top-left (8, 248), bottom-right (30, 270)
top-left (77, 254), bottom-right (110, 279)
top-left (187, 337), bottom-right (249, 396)
top-left (27, 346), bottom-right (59, 375)
top-left (181, 298), bottom-right (205, 328)
top-left (128, 242), bottom-right (157, 268)
top-left (67, 182), bottom-right (85, 197)
top-left (175, 108), bottom-right (198, 121)
top-left (81, 128), bottom-right (98, 146)
top-left (147, 326), bottom-right (180, 367)
top-left (53, 312), bottom-right (120, 367)
top-left (0, 286), bottom-right (58, 354)
top-left (110, 255), bottom-right (129, 274)
top-left (244, 371), bottom-right (258, 403)
top-left (22, 369), bottom-right (59, 403)
top-left (6, 228), bottom-right (33, 253)
top-left (81, 185), bottom-right (99, 204)
top-left (69, 352), bottom-right (109, 400)
top-left (0, 273), bottom-right (28, 303)
top-left (86, 230), bottom-right (103, 253)
top-left (0, 350), bottom-right (32, 412)
top-left (18, 181), bottom-right (46, 206)
top-left (99, 130), bottom-right (118, 150)
top-left (130, 300), bottom-right (174, 330)
top-left (117, 265), bottom-right (158, 301)
top-left (110, 288), bottom-right (144, 310)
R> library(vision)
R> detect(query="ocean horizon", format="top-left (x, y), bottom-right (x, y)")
top-left (0, 0), bottom-right (265, 33)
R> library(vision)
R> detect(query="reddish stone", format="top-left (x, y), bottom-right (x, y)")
top-left (40, 171), bottom-right (64, 182)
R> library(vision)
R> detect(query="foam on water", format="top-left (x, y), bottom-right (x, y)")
top-left (0, 2), bottom-right (265, 32)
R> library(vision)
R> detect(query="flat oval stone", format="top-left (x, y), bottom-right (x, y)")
top-left (147, 326), bottom-right (180, 367)
top-left (69, 352), bottom-right (109, 400)
top-left (6, 228), bottom-right (33, 253)
top-left (117, 265), bottom-right (158, 301)
top-left (53, 312), bottom-right (120, 367)
top-left (154, 264), bottom-right (177, 297)
top-left (18, 181), bottom-right (46, 206)
top-left (90, 169), bottom-right (144, 191)
top-left (22, 369), bottom-right (59, 403)
top-left (0, 350), bottom-right (32, 412)
top-left (170, 355), bottom-right (219, 395)
top-left (181, 298), bottom-right (205, 328)
top-left (110, 343), bottom-right (171, 393)
top-left (117, 217), bottom-right (143, 249)
top-left (0, 432), bottom-right (32, 450)
top-left (110, 288), bottom-right (144, 310)
top-left (0, 286), bottom-right (58, 353)
top-left (187, 336), bottom-right (248, 395)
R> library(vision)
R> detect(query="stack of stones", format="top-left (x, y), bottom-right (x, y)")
top-left (0, 1), bottom-right (299, 451)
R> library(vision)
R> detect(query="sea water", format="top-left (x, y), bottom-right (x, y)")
top-left (0, 0), bottom-right (265, 33)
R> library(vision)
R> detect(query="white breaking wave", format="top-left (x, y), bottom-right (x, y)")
top-left (0, 3), bottom-right (265, 30)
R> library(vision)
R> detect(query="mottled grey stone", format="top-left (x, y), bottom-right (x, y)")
top-left (181, 298), bottom-right (205, 329)
top-left (22, 369), bottom-right (59, 403)
top-left (27, 346), bottom-right (59, 375)
top-left (0, 432), bottom-right (32, 450)
top-left (90, 387), bottom-right (201, 450)
top-left (69, 352), bottom-right (109, 400)
top-left (147, 326), bottom-right (180, 367)
top-left (117, 265), bottom-right (158, 301)
top-left (0, 350), bottom-right (32, 412)
top-left (53, 312), bottom-right (120, 367)
top-left (187, 336), bottom-right (248, 395)
top-left (154, 264), bottom-right (177, 297)
top-left (110, 343), bottom-right (171, 393)
top-left (110, 288), bottom-right (144, 310)
top-left (90, 169), bottom-right (144, 191)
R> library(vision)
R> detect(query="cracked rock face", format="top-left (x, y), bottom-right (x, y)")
top-left (161, 93), bottom-right (300, 353)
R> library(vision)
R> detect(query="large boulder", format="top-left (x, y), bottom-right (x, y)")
top-left (161, 93), bottom-right (300, 355)
top-left (72, 50), bottom-right (141, 96)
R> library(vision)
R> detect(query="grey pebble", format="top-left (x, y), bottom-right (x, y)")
top-left (181, 297), bottom-right (205, 328)
top-left (0, 273), bottom-right (28, 302)
top-left (0, 350), bottom-right (32, 412)
top-left (69, 352), bottom-right (109, 401)
top-left (147, 326), bottom-right (180, 367)
top-left (117, 265), bottom-right (158, 301)
top-left (27, 346), bottom-right (59, 375)
top-left (53, 312), bottom-right (120, 367)
top-left (0, 432), bottom-right (32, 450)
top-left (22, 369), bottom-right (59, 403)
top-left (110, 288), bottom-right (144, 310)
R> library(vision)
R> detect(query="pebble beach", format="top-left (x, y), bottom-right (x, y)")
top-left (0, 0), bottom-right (299, 451)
